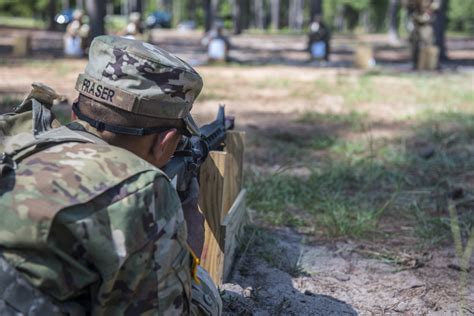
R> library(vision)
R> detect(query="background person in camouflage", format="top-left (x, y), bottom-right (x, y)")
top-left (0, 35), bottom-right (221, 315)
top-left (408, 0), bottom-right (440, 69)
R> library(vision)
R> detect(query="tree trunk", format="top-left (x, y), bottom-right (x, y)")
top-left (212, 0), bottom-right (219, 23)
top-left (361, 9), bottom-right (369, 33)
top-left (106, 2), bottom-right (114, 16)
top-left (122, 0), bottom-right (129, 17)
top-left (288, 0), bottom-right (294, 30)
top-left (62, 0), bottom-right (69, 10)
top-left (310, 0), bottom-right (322, 22)
top-left (254, 0), bottom-right (265, 29)
top-left (188, 0), bottom-right (197, 21)
top-left (48, 0), bottom-right (57, 31)
top-left (241, 0), bottom-right (251, 30)
top-left (173, 0), bottom-right (183, 26)
top-left (233, 0), bottom-right (242, 34)
top-left (204, 0), bottom-right (219, 30)
top-left (270, 0), bottom-right (280, 30)
top-left (204, 0), bottom-right (213, 31)
top-left (296, 0), bottom-right (304, 30)
top-left (76, 0), bottom-right (84, 10)
top-left (289, 0), bottom-right (304, 31)
top-left (434, 0), bottom-right (448, 61)
top-left (86, 0), bottom-right (106, 41)
top-left (388, 0), bottom-right (400, 43)
top-left (288, 0), bottom-right (295, 29)
top-left (160, 0), bottom-right (172, 12)
top-left (129, 0), bottom-right (142, 13)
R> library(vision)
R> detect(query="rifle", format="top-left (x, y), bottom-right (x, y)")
top-left (162, 105), bottom-right (234, 193)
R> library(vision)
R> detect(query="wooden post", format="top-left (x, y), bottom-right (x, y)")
top-left (354, 45), bottom-right (375, 69)
top-left (199, 131), bottom-right (246, 285)
top-left (222, 189), bottom-right (247, 280)
top-left (418, 45), bottom-right (439, 70)
top-left (12, 35), bottom-right (31, 57)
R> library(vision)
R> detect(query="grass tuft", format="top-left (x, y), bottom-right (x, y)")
top-left (247, 110), bottom-right (474, 243)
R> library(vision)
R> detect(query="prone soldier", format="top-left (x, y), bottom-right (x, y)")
top-left (0, 36), bottom-right (221, 315)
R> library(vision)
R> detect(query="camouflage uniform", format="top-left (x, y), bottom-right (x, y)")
top-left (408, 0), bottom-right (439, 69)
top-left (0, 36), bottom-right (221, 315)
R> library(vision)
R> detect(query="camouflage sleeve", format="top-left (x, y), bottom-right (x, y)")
top-left (2, 164), bottom-right (215, 314)
top-left (45, 171), bottom-right (193, 314)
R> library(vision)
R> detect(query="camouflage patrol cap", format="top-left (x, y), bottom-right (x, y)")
top-left (75, 35), bottom-right (202, 136)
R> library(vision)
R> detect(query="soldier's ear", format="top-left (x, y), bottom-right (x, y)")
top-left (71, 98), bottom-right (79, 121)
top-left (156, 128), bottom-right (179, 147)
top-left (151, 128), bottom-right (180, 167)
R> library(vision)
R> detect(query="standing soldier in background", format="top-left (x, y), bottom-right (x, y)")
top-left (407, 0), bottom-right (440, 69)
top-left (64, 9), bottom-right (90, 57)
top-left (0, 35), bottom-right (221, 315)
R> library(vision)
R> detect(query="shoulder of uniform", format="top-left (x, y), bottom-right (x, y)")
top-left (41, 141), bottom-right (164, 177)
top-left (15, 141), bottom-right (170, 204)
top-left (0, 141), bottom-right (170, 248)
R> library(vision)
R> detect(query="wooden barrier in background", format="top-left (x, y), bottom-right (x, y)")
top-left (418, 45), bottom-right (439, 70)
top-left (354, 45), bottom-right (375, 69)
top-left (12, 34), bottom-right (31, 57)
top-left (199, 131), bottom-right (247, 285)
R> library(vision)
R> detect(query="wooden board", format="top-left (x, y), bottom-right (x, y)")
top-left (199, 151), bottom-right (229, 283)
top-left (199, 131), bottom-right (247, 285)
top-left (354, 45), bottom-right (375, 69)
top-left (222, 190), bottom-right (247, 281)
top-left (221, 131), bottom-right (245, 219)
top-left (201, 217), bottom-right (225, 284)
top-left (418, 45), bottom-right (439, 70)
top-left (12, 35), bottom-right (30, 57)
top-left (199, 151), bottom-right (228, 251)
top-left (225, 131), bottom-right (245, 193)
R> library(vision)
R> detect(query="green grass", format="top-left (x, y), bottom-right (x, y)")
top-left (0, 97), bottom-right (22, 114)
top-left (198, 90), bottom-right (225, 101)
top-left (247, 110), bottom-right (474, 242)
top-left (309, 135), bottom-right (336, 150)
top-left (0, 16), bottom-right (46, 29)
top-left (0, 15), bottom-right (129, 33)
top-left (413, 200), bottom-right (452, 245)
top-left (236, 227), bottom-right (306, 278)
top-left (247, 159), bottom-right (397, 237)
top-left (15, 60), bottom-right (76, 75)
top-left (284, 72), bottom-right (474, 112)
top-left (105, 15), bottom-right (128, 34)
top-left (245, 28), bottom-right (306, 36)
top-left (297, 111), bottom-right (368, 132)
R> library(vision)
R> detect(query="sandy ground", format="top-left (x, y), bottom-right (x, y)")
top-left (0, 29), bottom-right (473, 315)
top-left (222, 227), bottom-right (473, 315)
